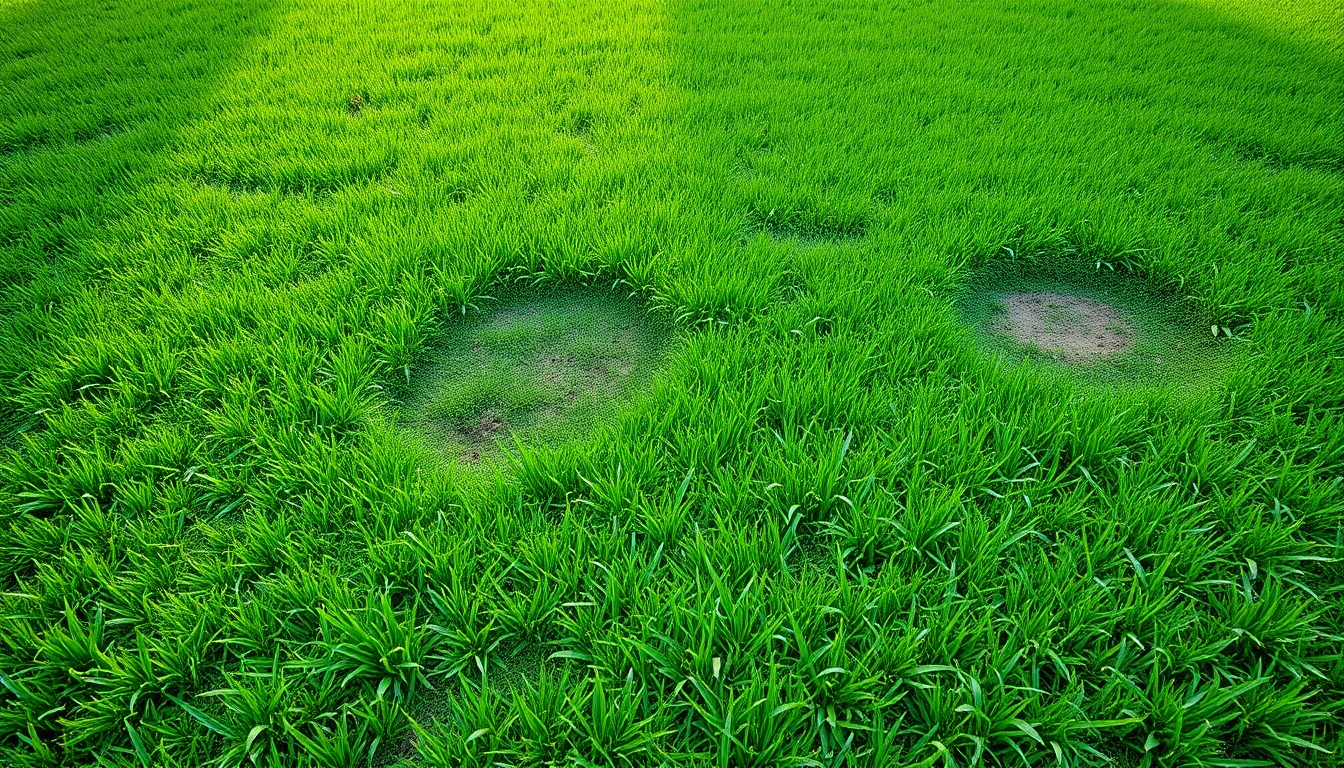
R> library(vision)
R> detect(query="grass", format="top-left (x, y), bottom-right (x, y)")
top-left (398, 286), bottom-right (670, 465)
top-left (0, 0), bottom-right (1341, 766)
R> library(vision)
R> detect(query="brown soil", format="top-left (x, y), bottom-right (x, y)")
top-left (459, 408), bottom-right (505, 443)
top-left (456, 410), bottom-right (505, 462)
top-left (993, 292), bottom-right (1133, 363)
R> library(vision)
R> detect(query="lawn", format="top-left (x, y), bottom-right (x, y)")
top-left (1, 0), bottom-right (1341, 765)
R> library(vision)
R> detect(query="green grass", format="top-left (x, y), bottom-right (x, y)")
top-left (1, 0), bottom-right (1341, 765)
top-left (398, 286), bottom-right (670, 464)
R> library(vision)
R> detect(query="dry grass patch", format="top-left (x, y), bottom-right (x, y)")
top-left (993, 291), bottom-right (1134, 363)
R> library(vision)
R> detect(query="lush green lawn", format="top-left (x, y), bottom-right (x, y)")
top-left (2, 0), bottom-right (1341, 765)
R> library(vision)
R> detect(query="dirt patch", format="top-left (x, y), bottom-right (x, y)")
top-left (400, 287), bottom-right (670, 466)
top-left (457, 409), bottom-right (504, 443)
top-left (456, 410), bottom-right (505, 462)
top-left (540, 353), bottom-right (576, 384)
top-left (992, 292), bottom-right (1133, 363)
top-left (541, 351), bottom-right (630, 394)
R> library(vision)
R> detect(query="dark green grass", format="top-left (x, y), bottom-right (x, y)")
top-left (1, 0), bottom-right (1342, 766)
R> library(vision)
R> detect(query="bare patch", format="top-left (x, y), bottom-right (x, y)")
top-left (459, 411), bottom-right (505, 446)
top-left (992, 292), bottom-right (1133, 363)
top-left (540, 353), bottom-right (576, 384)
top-left (400, 287), bottom-right (670, 465)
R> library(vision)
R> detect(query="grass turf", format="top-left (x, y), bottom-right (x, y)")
top-left (397, 286), bottom-right (670, 465)
top-left (1, 0), bottom-right (1342, 765)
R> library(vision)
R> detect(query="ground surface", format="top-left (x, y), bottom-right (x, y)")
top-left (992, 292), bottom-right (1134, 363)
top-left (399, 287), bottom-right (669, 464)
top-left (1, 0), bottom-right (1342, 766)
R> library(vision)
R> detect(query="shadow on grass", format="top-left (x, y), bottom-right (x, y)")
top-left (0, 0), bottom-right (277, 427)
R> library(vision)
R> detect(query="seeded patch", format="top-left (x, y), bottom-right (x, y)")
top-left (399, 287), bottom-right (669, 464)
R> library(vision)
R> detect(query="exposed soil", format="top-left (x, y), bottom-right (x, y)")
top-left (540, 353), bottom-right (577, 384)
top-left (993, 292), bottom-right (1133, 363)
top-left (458, 411), bottom-right (504, 463)
top-left (401, 289), bottom-right (669, 466)
top-left (457, 409), bottom-right (504, 446)
top-left (540, 351), bottom-right (628, 395)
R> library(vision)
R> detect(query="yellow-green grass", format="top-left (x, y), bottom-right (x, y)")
top-left (1, 0), bottom-right (1341, 765)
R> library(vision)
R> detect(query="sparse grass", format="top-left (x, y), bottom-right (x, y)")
top-left (1, 0), bottom-right (1342, 766)
top-left (399, 286), bottom-right (670, 464)
top-left (956, 261), bottom-right (1237, 388)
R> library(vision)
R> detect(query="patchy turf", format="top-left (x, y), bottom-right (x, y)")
top-left (1, 0), bottom-right (1342, 766)
top-left (398, 287), bottom-right (670, 465)
top-left (957, 261), bottom-right (1241, 390)
top-left (993, 292), bottom-right (1134, 363)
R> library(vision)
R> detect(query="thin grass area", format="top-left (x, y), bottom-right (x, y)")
top-left (956, 258), bottom-right (1238, 389)
top-left (397, 285), bottom-right (671, 466)
top-left (0, 0), bottom-right (1342, 766)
